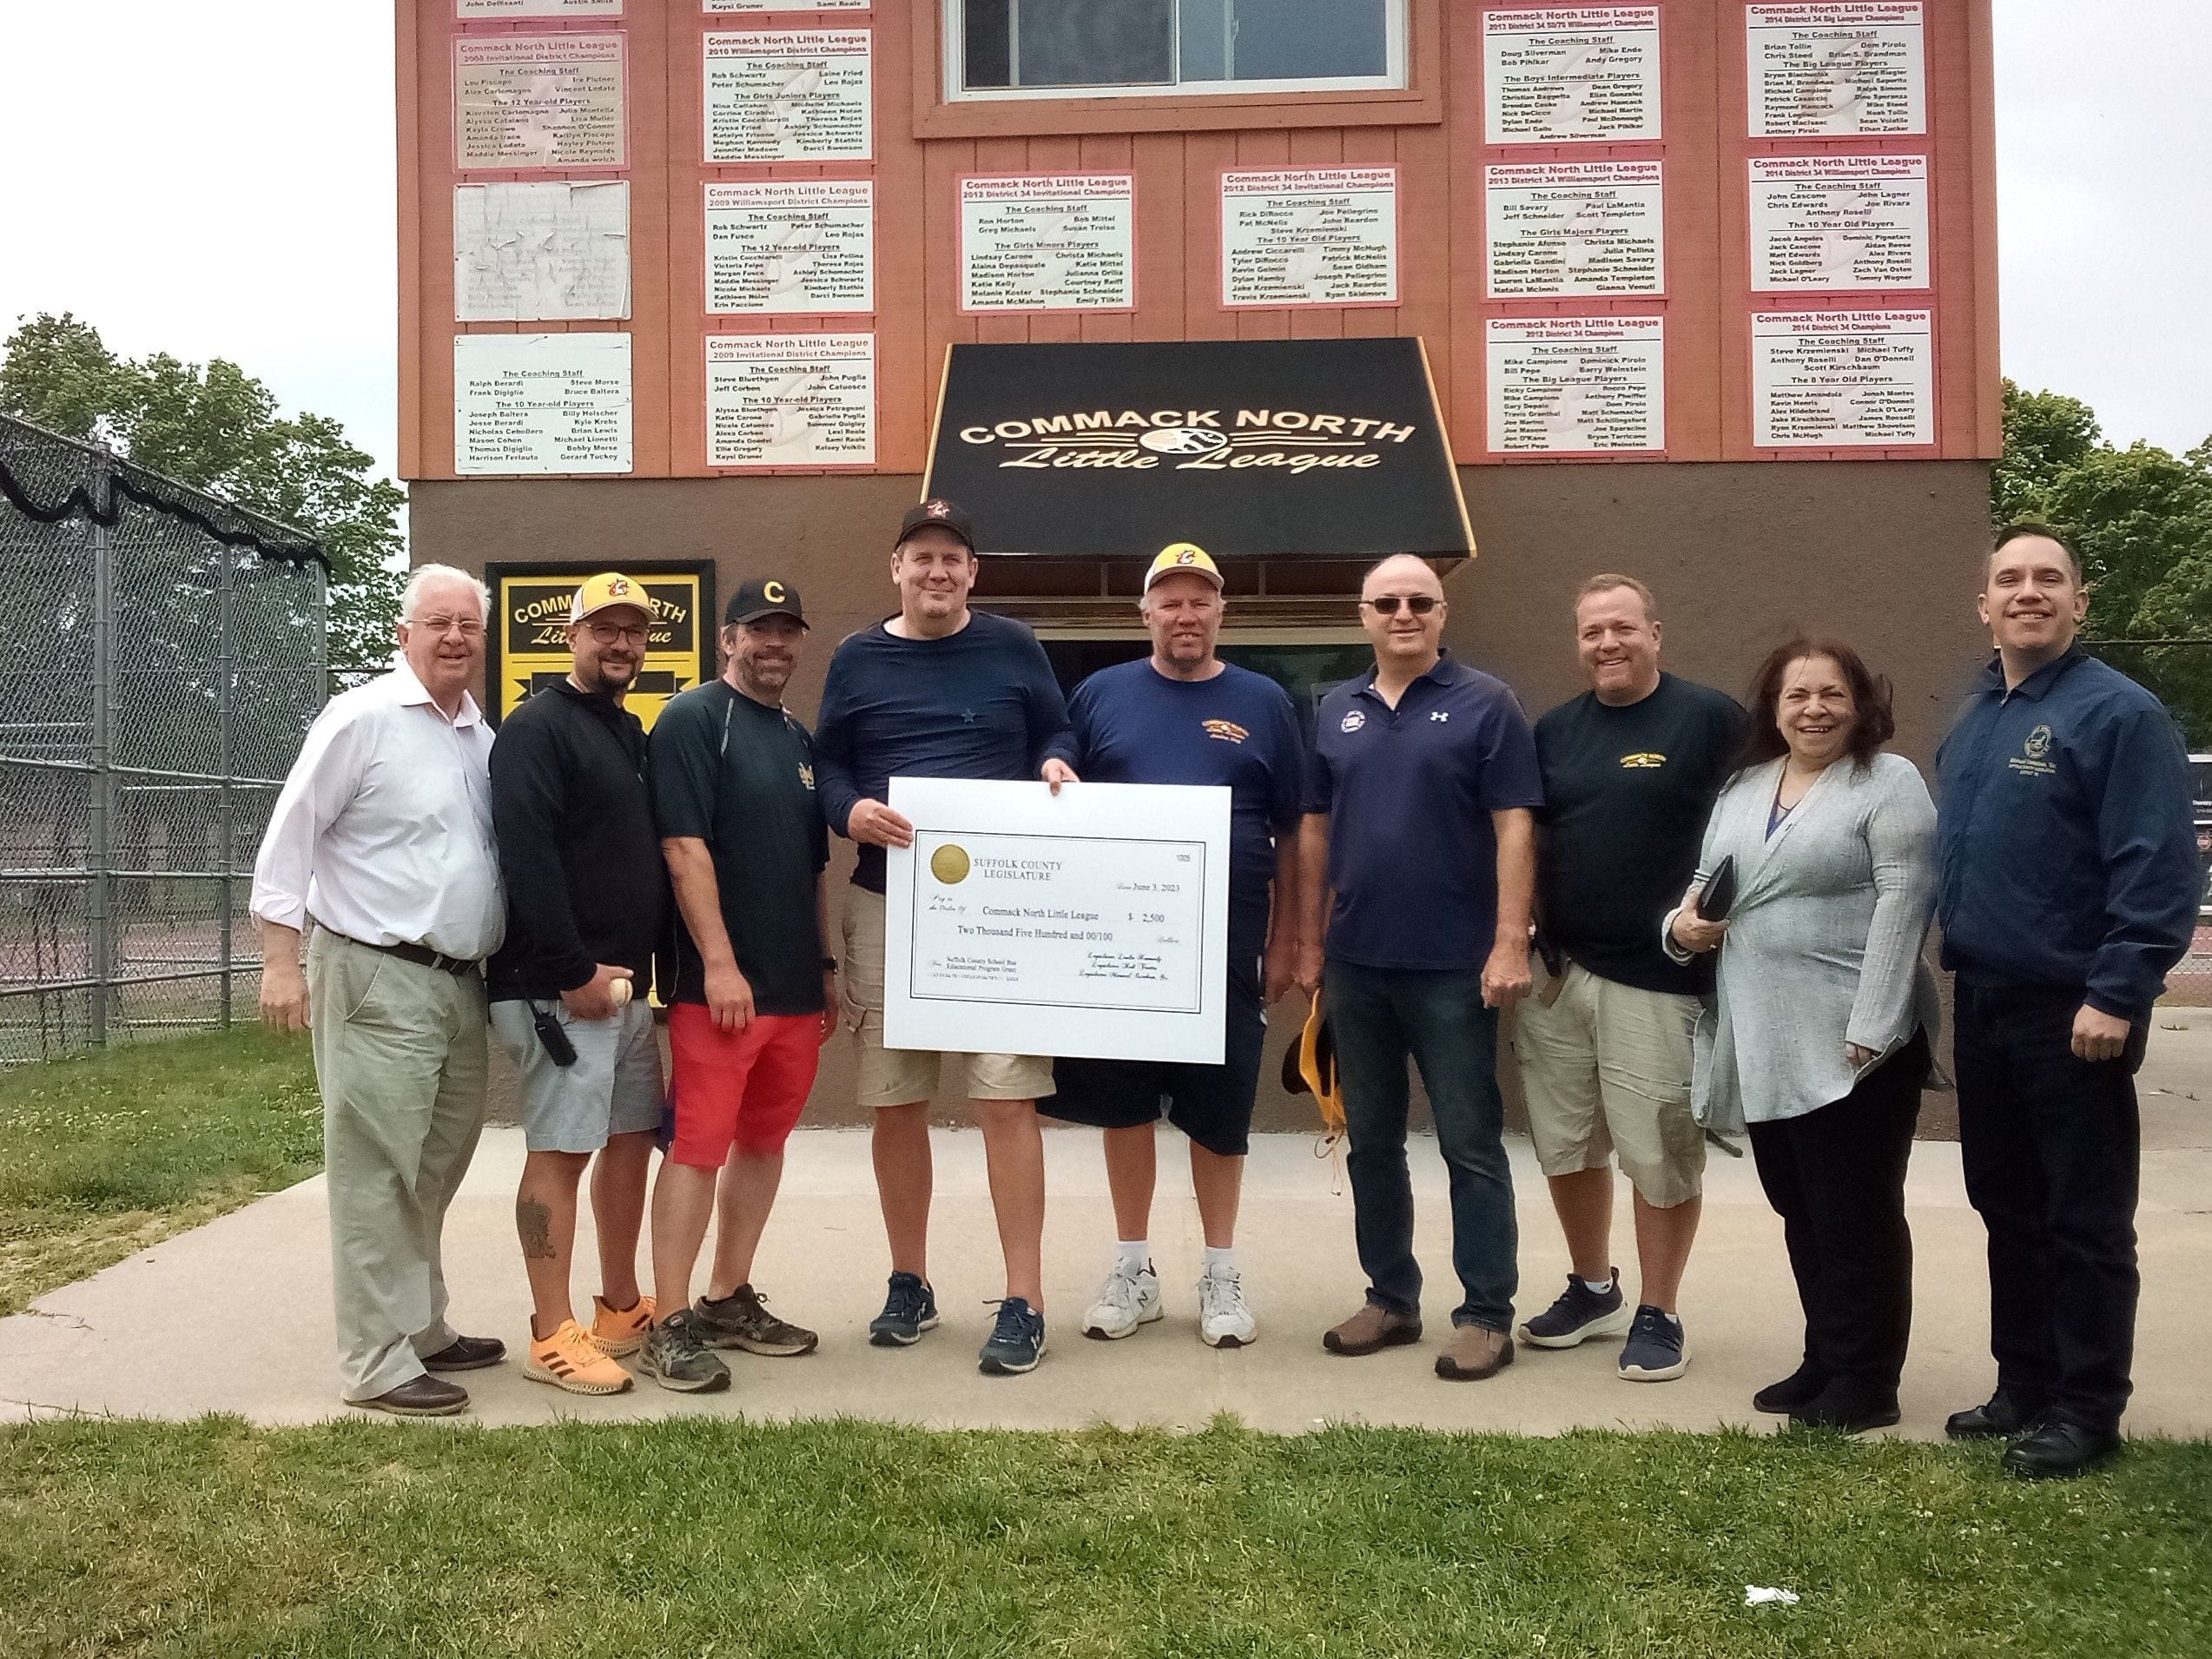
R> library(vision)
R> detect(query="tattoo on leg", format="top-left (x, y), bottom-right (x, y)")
top-left (517, 1199), bottom-right (556, 1260)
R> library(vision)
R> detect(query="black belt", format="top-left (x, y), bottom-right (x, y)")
top-left (327, 930), bottom-right (481, 977)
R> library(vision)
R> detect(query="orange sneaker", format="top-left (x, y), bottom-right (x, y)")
top-left (525, 1319), bottom-right (633, 1396)
top-left (590, 1294), bottom-right (656, 1358)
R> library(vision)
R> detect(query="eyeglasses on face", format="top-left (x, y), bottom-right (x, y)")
top-left (1360, 594), bottom-right (1438, 616)
top-left (586, 621), bottom-right (650, 645)
top-left (412, 615), bottom-right (485, 638)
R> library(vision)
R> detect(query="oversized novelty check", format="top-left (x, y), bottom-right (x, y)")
top-left (881, 777), bottom-right (1231, 1064)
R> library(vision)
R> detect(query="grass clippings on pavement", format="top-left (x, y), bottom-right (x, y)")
top-left (0, 1028), bottom-right (319, 1316)
top-left (2, 1415), bottom-right (2206, 1658)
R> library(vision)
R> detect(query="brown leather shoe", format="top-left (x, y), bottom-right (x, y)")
top-left (351, 1375), bottom-right (469, 1417)
top-left (421, 1334), bottom-right (506, 1371)
top-left (1435, 1324), bottom-right (1515, 1381)
top-left (1322, 1301), bottom-right (1423, 1356)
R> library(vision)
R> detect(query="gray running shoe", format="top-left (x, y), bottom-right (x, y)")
top-left (638, 1308), bottom-right (732, 1393)
top-left (693, 1284), bottom-right (820, 1357)
top-left (1617, 1305), bottom-right (1689, 1382)
top-left (1515, 1272), bottom-right (1631, 1349)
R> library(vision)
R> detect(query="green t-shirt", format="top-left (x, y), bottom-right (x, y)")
top-left (649, 679), bottom-right (829, 1015)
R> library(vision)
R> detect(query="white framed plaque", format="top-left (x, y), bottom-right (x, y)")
top-left (1482, 5), bottom-right (1662, 145)
top-left (705, 332), bottom-right (875, 467)
top-left (453, 35), bottom-right (626, 170)
top-left (1749, 155), bottom-right (1928, 291)
top-left (884, 778), bottom-right (1233, 1065)
top-left (1485, 160), bottom-right (1664, 297)
top-left (1486, 315), bottom-right (1665, 454)
top-left (459, 1), bottom-right (622, 16)
top-left (1746, 3), bottom-right (1925, 136)
top-left (1752, 309), bottom-right (1932, 447)
top-left (705, 180), bottom-right (874, 314)
top-left (454, 332), bottom-right (632, 475)
top-left (455, 182), bottom-right (631, 322)
top-left (703, 30), bottom-right (871, 163)
top-left (959, 175), bottom-right (1136, 314)
top-left (1219, 167), bottom-right (1398, 308)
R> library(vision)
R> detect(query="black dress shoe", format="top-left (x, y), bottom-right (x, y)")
top-left (352, 1375), bottom-right (469, 1418)
top-left (1753, 1364), bottom-right (1830, 1415)
top-left (1945, 1391), bottom-right (2045, 1441)
top-left (1789, 1379), bottom-right (1900, 1435)
top-left (2003, 1420), bottom-right (2122, 1480)
top-left (422, 1334), bottom-right (506, 1371)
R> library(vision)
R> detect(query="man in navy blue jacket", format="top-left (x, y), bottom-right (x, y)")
top-left (1936, 523), bottom-right (2201, 1478)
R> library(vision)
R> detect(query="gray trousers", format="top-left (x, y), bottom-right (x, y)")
top-left (308, 929), bottom-right (488, 1401)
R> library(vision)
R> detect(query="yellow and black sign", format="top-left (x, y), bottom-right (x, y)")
top-left (485, 561), bottom-right (716, 732)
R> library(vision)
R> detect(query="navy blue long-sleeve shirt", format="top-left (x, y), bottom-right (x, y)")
top-left (1935, 649), bottom-right (2201, 1022)
top-left (815, 610), bottom-right (1072, 893)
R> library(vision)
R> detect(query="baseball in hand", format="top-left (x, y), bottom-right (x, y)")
top-left (610, 976), bottom-right (633, 1008)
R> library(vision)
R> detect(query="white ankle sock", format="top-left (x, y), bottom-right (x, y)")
top-left (1203, 1246), bottom-right (1237, 1275)
top-left (1579, 1273), bottom-right (1614, 1295)
top-left (1117, 1239), bottom-right (1151, 1275)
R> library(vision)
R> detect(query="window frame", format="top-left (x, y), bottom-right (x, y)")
top-left (944, 0), bottom-right (1409, 104)
top-left (913, 0), bottom-right (1441, 140)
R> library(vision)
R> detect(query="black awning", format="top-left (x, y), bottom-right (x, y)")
top-left (921, 338), bottom-right (1473, 560)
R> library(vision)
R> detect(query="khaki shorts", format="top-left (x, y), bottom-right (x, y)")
top-left (1512, 962), bottom-right (1705, 1209)
top-left (841, 885), bottom-right (1053, 1108)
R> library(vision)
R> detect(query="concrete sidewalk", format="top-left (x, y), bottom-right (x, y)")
top-left (4, 1112), bottom-right (2208, 1439)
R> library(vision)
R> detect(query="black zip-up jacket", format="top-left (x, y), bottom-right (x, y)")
top-left (486, 679), bottom-right (668, 1002)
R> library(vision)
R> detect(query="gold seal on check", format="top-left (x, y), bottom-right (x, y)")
top-left (929, 844), bottom-right (971, 885)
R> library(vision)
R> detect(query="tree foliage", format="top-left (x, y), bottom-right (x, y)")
top-left (1995, 379), bottom-right (2212, 744)
top-left (0, 312), bottom-right (402, 669)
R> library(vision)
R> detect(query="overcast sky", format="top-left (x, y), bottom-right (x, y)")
top-left (3, 1), bottom-right (2206, 489)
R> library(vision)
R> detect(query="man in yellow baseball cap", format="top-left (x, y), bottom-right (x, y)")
top-left (1144, 542), bottom-right (1224, 593)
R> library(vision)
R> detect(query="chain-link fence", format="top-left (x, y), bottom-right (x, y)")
top-left (0, 413), bottom-right (327, 1063)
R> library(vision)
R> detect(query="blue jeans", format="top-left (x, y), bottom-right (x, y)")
top-left (1326, 960), bottom-right (1517, 1331)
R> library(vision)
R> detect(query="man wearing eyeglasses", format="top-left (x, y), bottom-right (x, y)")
top-left (485, 573), bottom-right (669, 1398)
top-left (253, 564), bottom-right (506, 1417)
top-left (1296, 555), bottom-right (1542, 1383)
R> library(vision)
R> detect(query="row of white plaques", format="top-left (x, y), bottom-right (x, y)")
top-left (452, 310), bottom-right (1934, 475)
top-left (454, 156), bottom-right (1931, 323)
top-left (449, 5), bottom-right (1933, 174)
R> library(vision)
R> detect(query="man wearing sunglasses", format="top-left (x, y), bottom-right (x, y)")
top-left (1297, 554), bottom-right (1542, 1382)
top-left (486, 572), bottom-right (670, 1398)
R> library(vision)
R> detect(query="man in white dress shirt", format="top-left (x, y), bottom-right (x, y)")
top-left (252, 565), bottom-right (507, 1416)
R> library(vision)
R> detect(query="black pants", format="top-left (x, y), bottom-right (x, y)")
top-left (1746, 1029), bottom-right (1929, 1398)
top-left (1953, 980), bottom-right (2143, 1434)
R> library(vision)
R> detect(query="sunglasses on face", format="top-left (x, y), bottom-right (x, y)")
top-left (1360, 595), bottom-right (1438, 616)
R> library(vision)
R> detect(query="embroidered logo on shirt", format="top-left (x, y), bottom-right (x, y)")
top-left (1430, 711), bottom-right (1450, 724)
top-left (1620, 751), bottom-right (1666, 769)
top-left (961, 709), bottom-right (978, 725)
top-left (2008, 723), bottom-right (2057, 778)
top-left (1340, 710), bottom-right (1366, 733)
top-left (798, 763), bottom-right (815, 790)
top-left (1204, 719), bottom-right (1249, 744)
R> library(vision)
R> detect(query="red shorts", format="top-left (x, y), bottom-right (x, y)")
top-left (667, 1006), bottom-right (822, 1169)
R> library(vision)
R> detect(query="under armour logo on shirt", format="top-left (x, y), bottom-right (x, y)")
top-left (1430, 711), bottom-right (1450, 723)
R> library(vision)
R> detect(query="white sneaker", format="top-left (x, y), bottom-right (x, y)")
top-left (1081, 1261), bottom-right (1164, 1340)
top-left (1197, 1263), bottom-right (1257, 1348)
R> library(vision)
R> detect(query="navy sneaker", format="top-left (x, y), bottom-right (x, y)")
top-left (1618, 1305), bottom-right (1689, 1382)
top-left (868, 1272), bottom-right (940, 1348)
top-left (978, 1297), bottom-right (1047, 1375)
top-left (1515, 1271), bottom-right (1631, 1349)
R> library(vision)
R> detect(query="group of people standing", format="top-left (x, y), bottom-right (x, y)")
top-left (251, 507), bottom-right (2200, 1482)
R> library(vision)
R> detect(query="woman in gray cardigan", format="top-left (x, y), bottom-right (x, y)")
top-left (1665, 638), bottom-right (1938, 1434)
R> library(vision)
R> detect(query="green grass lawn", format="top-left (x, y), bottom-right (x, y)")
top-left (0, 1028), bottom-right (320, 1316)
top-left (2, 1417), bottom-right (2206, 1657)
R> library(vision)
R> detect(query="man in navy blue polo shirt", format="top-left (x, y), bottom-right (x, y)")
top-left (1937, 523), bottom-right (2199, 1479)
top-left (1297, 553), bottom-right (1542, 1383)
top-left (1040, 544), bottom-right (1304, 1351)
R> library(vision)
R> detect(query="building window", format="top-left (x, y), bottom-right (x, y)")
top-left (951, 0), bottom-right (1404, 101)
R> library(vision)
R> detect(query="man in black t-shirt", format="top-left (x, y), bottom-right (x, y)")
top-left (637, 578), bottom-right (835, 1394)
top-left (1511, 575), bottom-right (1740, 1385)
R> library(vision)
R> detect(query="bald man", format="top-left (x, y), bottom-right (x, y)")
top-left (1297, 555), bottom-right (1542, 1383)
